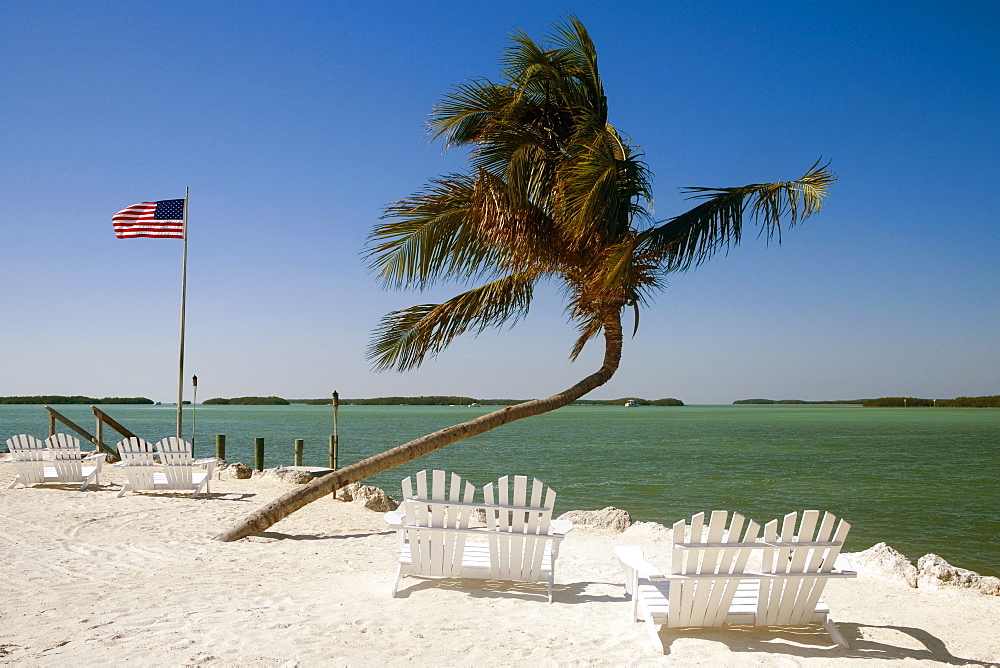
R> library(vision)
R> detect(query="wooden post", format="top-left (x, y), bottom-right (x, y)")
top-left (45, 406), bottom-right (115, 457)
top-left (216, 434), bottom-right (226, 462)
top-left (254, 437), bottom-right (265, 471)
top-left (191, 375), bottom-right (198, 455)
top-left (330, 390), bottom-right (339, 469)
top-left (91, 406), bottom-right (138, 440)
top-left (294, 439), bottom-right (304, 467)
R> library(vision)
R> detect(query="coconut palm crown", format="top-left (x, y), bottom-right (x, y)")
top-left (366, 17), bottom-right (834, 372)
top-left (213, 17), bottom-right (834, 543)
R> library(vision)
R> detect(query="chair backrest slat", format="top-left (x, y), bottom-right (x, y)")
top-left (757, 510), bottom-right (851, 626)
top-left (6, 435), bottom-right (48, 485)
top-left (667, 510), bottom-right (759, 628)
top-left (45, 434), bottom-right (83, 482)
top-left (155, 437), bottom-right (195, 490)
top-left (482, 475), bottom-right (556, 583)
top-left (116, 437), bottom-right (159, 491)
top-left (399, 470), bottom-right (476, 578)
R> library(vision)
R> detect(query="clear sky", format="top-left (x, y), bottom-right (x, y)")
top-left (2, 1), bottom-right (998, 405)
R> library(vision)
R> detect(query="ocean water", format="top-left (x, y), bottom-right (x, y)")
top-left (3, 403), bottom-right (998, 576)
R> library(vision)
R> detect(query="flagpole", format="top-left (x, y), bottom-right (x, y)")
top-left (176, 187), bottom-right (189, 439)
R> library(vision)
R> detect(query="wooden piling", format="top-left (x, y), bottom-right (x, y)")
top-left (216, 434), bottom-right (226, 462)
top-left (254, 437), bottom-right (265, 471)
top-left (330, 390), bottom-right (339, 469)
top-left (294, 439), bottom-right (304, 466)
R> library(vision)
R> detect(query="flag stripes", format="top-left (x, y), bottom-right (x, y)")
top-left (113, 199), bottom-right (185, 239)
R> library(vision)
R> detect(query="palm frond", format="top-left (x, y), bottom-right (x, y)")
top-left (640, 160), bottom-right (836, 272)
top-left (429, 81), bottom-right (517, 148)
top-left (368, 272), bottom-right (537, 371)
top-left (367, 175), bottom-right (503, 290)
top-left (557, 134), bottom-right (652, 242)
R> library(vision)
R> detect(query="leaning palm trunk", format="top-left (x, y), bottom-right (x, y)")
top-left (212, 312), bottom-right (622, 542)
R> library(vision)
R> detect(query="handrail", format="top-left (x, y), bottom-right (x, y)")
top-left (44, 406), bottom-right (116, 458)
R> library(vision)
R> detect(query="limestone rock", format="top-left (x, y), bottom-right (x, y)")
top-left (917, 553), bottom-right (1000, 595)
top-left (848, 542), bottom-right (918, 588)
top-left (267, 466), bottom-right (313, 484)
top-left (227, 462), bottom-right (252, 479)
top-left (336, 483), bottom-right (399, 512)
top-left (557, 507), bottom-right (632, 532)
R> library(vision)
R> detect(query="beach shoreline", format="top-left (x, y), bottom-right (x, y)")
top-left (1, 463), bottom-right (997, 666)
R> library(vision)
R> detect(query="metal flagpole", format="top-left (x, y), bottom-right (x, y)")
top-left (176, 187), bottom-right (190, 439)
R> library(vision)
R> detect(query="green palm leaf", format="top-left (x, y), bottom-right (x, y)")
top-left (368, 272), bottom-right (536, 371)
top-left (641, 160), bottom-right (835, 272)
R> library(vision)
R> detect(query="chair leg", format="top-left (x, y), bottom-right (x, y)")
top-left (825, 616), bottom-right (850, 649)
top-left (116, 481), bottom-right (130, 498)
top-left (390, 566), bottom-right (402, 597)
top-left (6, 476), bottom-right (19, 490)
top-left (644, 616), bottom-right (665, 654)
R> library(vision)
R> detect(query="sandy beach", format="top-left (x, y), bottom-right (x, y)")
top-left (1, 463), bottom-right (997, 666)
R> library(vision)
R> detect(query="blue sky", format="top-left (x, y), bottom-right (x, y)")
top-left (2, 1), bottom-right (997, 404)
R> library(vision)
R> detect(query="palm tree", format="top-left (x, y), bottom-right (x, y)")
top-left (214, 17), bottom-right (834, 542)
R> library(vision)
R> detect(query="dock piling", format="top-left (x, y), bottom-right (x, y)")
top-left (254, 437), bottom-right (265, 471)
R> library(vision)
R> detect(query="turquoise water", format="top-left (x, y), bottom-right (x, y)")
top-left (3, 403), bottom-right (998, 576)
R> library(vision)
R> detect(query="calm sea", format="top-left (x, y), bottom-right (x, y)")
top-left (3, 403), bottom-right (998, 576)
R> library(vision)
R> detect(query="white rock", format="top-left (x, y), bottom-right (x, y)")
top-left (917, 553), bottom-right (1000, 596)
top-left (847, 542), bottom-right (919, 588)
top-left (557, 507), bottom-right (632, 532)
top-left (336, 483), bottom-right (399, 512)
top-left (267, 466), bottom-right (313, 484)
top-left (227, 462), bottom-right (252, 479)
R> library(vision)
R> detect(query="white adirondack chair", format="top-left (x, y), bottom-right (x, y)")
top-left (5, 435), bottom-right (48, 488)
top-left (481, 474), bottom-right (571, 603)
top-left (115, 437), bottom-right (216, 498)
top-left (387, 469), bottom-right (477, 597)
top-left (615, 510), bottom-right (856, 653)
top-left (115, 437), bottom-right (159, 497)
top-left (156, 437), bottom-right (216, 497)
top-left (5, 434), bottom-right (105, 490)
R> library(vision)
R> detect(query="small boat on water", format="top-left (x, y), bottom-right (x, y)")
top-left (624, 400), bottom-right (639, 407)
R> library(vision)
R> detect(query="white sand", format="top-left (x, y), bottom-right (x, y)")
top-left (1, 464), bottom-right (997, 666)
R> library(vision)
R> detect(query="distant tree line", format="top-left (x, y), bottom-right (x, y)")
top-left (734, 399), bottom-right (864, 405)
top-left (862, 396), bottom-right (1000, 408)
top-left (601, 397), bottom-right (684, 406)
top-left (0, 395), bottom-right (154, 405)
top-left (204, 396), bottom-right (290, 405)
top-left (733, 396), bottom-right (999, 407)
top-left (299, 396), bottom-right (684, 406)
top-left (346, 396), bottom-right (480, 406)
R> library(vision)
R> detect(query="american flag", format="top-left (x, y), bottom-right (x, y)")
top-left (112, 199), bottom-right (185, 239)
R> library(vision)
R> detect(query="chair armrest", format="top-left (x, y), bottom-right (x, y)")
top-left (83, 453), bottom-right (107, 463)
top-left (834, 553), bottom-right (857, 575)
top-left (550, 519), bottom-right (574, 536)
top-left (615, 545), bottom-right (663, 619)
top-left (384, 510), bottom-right (404, 528)
top-left (614, 545), bottom-right (662, 580)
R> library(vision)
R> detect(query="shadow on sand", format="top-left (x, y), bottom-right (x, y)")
top-left (643, 621), bottom-right (992, 664)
